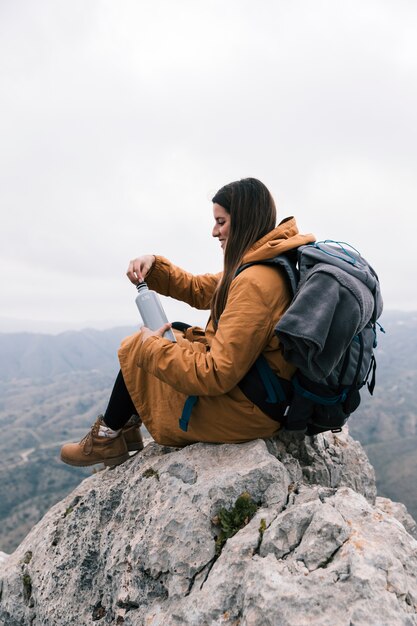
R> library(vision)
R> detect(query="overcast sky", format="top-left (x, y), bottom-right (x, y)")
top-left (1, 0), bottom-right (416, 333)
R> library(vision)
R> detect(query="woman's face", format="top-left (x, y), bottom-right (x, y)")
top-left (212, 203), bottom-right (231, 251)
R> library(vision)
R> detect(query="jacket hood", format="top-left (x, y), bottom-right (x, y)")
top-left (242, 217), bottom-right (316, 265)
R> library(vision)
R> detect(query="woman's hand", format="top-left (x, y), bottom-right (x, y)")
top-left (140, 322), bottom-right (173, 344)
top-left (126, 255), bottom-right (156, 285)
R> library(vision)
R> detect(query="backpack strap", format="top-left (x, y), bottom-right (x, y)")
top-left (235, 252), bottom-right (299, 296)
top-left (254, 354), bottom-right (287, 403)
top-left (179, 395), bottom-right (198, 432)
top-left (366, 355), bottom-right (377, 395)
top-left (292, 375), bottom-right (349, 405)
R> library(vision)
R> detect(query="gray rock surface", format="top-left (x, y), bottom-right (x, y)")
top-left (376, 496), bottom-right (417, 540)
top-left (0, 430), bottom-right (416, 626)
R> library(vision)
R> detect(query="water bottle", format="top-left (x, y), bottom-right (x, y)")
top-left (135, 282), bottom-right (176, 342)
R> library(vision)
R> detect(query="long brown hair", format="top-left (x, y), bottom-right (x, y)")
top-left (210, 177), bottom-right (276, 325)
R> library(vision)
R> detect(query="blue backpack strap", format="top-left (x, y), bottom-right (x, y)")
top-left (255, 354), bottom-right (287, 403)
top-left (179, 395), bottom-right (198, 432)
top-left (179, 357), bottom-right (288, 432)
top-left (292, 375), bottom-right (348, 405)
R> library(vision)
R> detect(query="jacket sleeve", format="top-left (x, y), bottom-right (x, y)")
top-left (146, 256), bottom-right (221, 310)
top-left (134, 264), bottom-right (291, 396)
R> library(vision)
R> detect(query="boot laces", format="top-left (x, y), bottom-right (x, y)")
top-left (81, 416), bottom-right (103, 453)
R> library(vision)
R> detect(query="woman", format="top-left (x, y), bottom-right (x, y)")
top-left (60, 178), bottom-right (315, 467)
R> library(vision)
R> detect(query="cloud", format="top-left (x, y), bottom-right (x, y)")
top-left (0, 0), bottom-right (416, 331)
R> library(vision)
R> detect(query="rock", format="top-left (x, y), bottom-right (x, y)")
top-left (0, 431), bottom-right (416, 626)
top-left (0, 552), bottom-right (8, 566)
top-left (266, 427), bottom-right (377, 503)
top-left (376, 496), bottom-right (417, 540)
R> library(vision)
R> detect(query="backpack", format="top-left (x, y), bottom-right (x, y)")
top-left (235, 240), bottom-right (384, 436)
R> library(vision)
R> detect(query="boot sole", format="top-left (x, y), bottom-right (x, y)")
top-left (60, 452), bottom-right (130, 468)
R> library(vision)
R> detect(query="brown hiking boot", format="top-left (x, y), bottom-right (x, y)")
top-left (60, 416), bottom-right (129, 467)
top-left (122, 415), bottom-right (144, 452)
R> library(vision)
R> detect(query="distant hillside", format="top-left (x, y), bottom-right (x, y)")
top-left (348, 310), bottom-right (417, 519)
top-left (350, 311), bottom-right (417, 443)
top-left (0, 446), bottom-right (90, 553)
top-left (0, 326), bottom-right (136, 380)
top-left (0, 326), bottom-right (136, 552)
top-left (0, 312), bottom-right (416, 552)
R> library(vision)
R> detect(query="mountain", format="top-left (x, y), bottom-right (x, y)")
top-left (1, 431), bottom-right (417, 625)
top-left (0, 327), bottom-right (136, 553)
top-left (0, 326), bottom-right (136, 380)
top-left (0, 445), bottom-right (90, 552)
top-left (0, 311), bottom-right (415, 554)
top-left (348, 310), bottom-right (417, 519)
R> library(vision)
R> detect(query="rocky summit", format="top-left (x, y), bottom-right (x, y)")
top-left (0, 430), bottom-right (416, 626)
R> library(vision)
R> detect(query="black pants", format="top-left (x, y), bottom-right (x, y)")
top-left (103, 370), bottom-right (137, 430)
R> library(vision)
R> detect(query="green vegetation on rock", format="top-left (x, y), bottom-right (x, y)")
top-left (213, 492), bottom-right (259, 554)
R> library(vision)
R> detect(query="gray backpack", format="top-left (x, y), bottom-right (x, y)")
top-left (236, 241), bottom-right (384, 436)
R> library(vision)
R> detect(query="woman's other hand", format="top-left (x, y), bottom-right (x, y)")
top-left (126, 255), bottom-right (156, 284)
top-left (140, 323), bottom-right (173, 344)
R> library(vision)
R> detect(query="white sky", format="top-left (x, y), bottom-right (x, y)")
top-left (0, 0), bottom-right (416, 333)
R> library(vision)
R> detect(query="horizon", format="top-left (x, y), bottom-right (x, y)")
top-left (0, 307), bottom-right (416, 336)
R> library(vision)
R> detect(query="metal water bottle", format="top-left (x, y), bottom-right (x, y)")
top-left (135, 282), bottom-right (176, 342)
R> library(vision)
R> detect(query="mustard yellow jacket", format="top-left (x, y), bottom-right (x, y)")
top-left (118, 218), bottom-right (315, 446)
